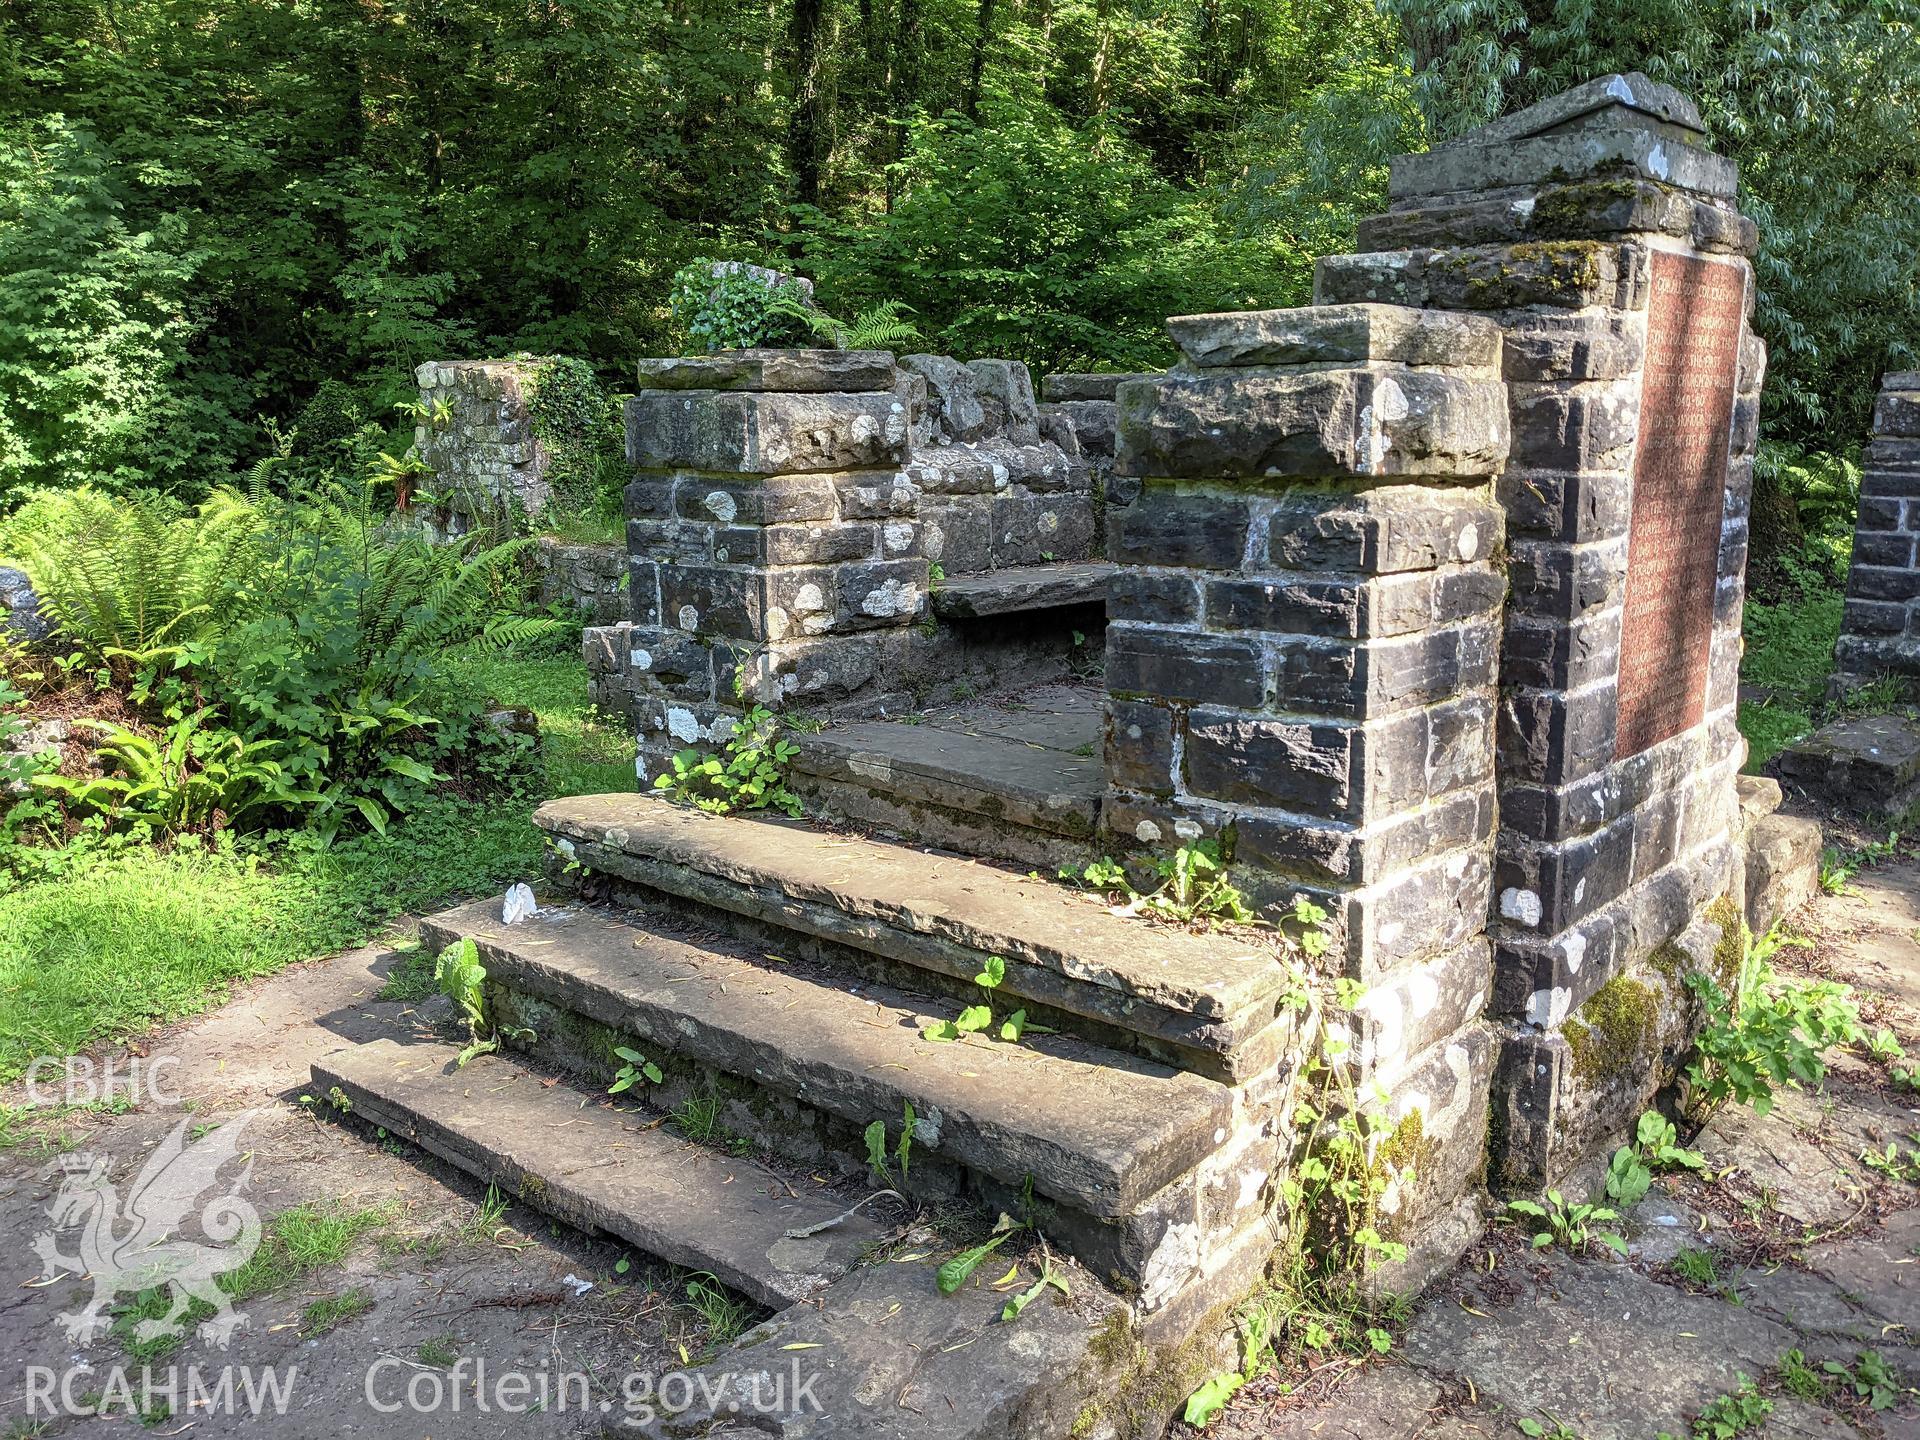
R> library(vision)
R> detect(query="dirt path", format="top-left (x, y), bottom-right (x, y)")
top-left (0, 924), bottom-right (722, 1436)
top-left (1202, 862), bottom-right (1920, 1440)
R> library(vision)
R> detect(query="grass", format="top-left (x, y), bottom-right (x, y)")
top-left (112, 1199), bottom-right (394, 1359)
top-left (1738, 580), bottom-right (1845, 769)
top-left (300, 1286), bottom-right (375, 1337)
top-left (0, 652), bottom-right (634, 1083)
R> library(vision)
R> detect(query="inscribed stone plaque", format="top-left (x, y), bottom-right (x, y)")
top-left (1614, 250), bottom-right (1745, 759)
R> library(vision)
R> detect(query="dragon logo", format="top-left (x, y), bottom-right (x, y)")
top-left (33, 1110), bottom-right (265, 1348)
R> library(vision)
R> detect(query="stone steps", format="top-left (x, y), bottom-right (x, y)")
top-left (929, 561), bottom-right (1114, 618)
top-left (533, 794), bottom-right (1297, 1081)
top-left (787, 685), bottom-right (1105, 869)
top-left (310, 1036), bottom-right (888, 1309)
top-left (417, 897), bottom-right (1232, 1227)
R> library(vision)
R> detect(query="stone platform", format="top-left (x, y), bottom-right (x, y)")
top-left (787, 681), bottom-right (1106, 867)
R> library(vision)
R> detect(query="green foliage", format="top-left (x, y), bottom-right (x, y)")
top-left (1604, 1109), bottom-right (1709, 1205)
top-left (1861, 1138), bottom-right (1920, 1183)
top-left (34, 710), bottom-right (294, 834)
top-left (1665, 1374), bottom-right (1771, 1440)
top-left (0, 118), bottom-right (237, 498)
top-left (1684, 921), bottom-right (1862, 1123)
top-left (1384, 0), bottom-right (1920, 444)
top-left (608, 1046), bottom-right (664, 1096)
top-left (1506, 1190), bottom-right (1628, 1257)
top-left (0, 486), bottom-right (263, 678)
top-left (1824, 1350), bottom-right (1905, 1410)
top-left (1671, 1247), bottom-right (1720, 1288)
top-left (864, 1100), bottom-right (917, 1184)
top-left (935, 1215), bottom-right (1023, 1295)
top-left (652, 706), bottom-right (802, 817)
top-left (922, 952), bottom-right (1049, 1044)
top-left (433, 937), bottom-right (494, 1066)
top-left (799, 114), bottom-right (1297, 376)
top-left (669, 263), bottom-right (818, 354)
top-left (1061, 843), bottom-right (1265, 930)
top-left (525, 357), bottom-right (623, 534)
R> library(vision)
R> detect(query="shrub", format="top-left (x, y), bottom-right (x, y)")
top-left (667, 262), bottom-right (818, 354)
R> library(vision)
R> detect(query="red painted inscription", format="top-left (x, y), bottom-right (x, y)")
top-left (1614, 250), bottom-right (1746, 760)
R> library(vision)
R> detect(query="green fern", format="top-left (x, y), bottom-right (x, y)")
top-left (766, 294), bottom-right (921, 351)
top-left (0, 485), bottom-right (265, 676)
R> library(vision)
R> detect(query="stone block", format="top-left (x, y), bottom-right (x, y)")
top-left (1501, 311), bottom-right (1646, 382)
top-left (966, 359), bottom-right (1041, 444)
top-left (1166, 304), bottom-right (1502, 370)
top-left (1875, 389), bottom-right (1920, 439)
top-left (1347, 938), bottom-right (1494, 1087)
top-left (1390, 128), bottom-right (1736, 203)
top-left (1508, 380), bottom-right (1640, 471)
top-left (1109, 571), bottom-right (1202, 626)
top-left (1105, 700), bottom-right (1178, 796)
top-left (1498, 682), bottom-right (1620, 787)
top-left (1051, 399), bottom-right (1117, 458)
top-left (1113, 490), bottom-right (1251, 570)
top-left (830, 557), bottom-right (927, 631)
top-left (1265, 487), bottom-right (1502, 575)
top-left (1118, 368), bottom-right (1509, 481)
top-left (1106, 625), bottom-right (1265, 707)
top-left (902, 355), bottom-right (988, 441)
top-left (672, 474), bottom-right (839, 525)
top-left (1423, 242), bottom-right (1639, 312)
top-left (712, 522), bottom-right (880, 567)
top-left (919, 498), bottom-right (993, 571)
top-left (991, 490), bottom-right (1097, 567)
top-left (660, 564), bottom-right (767, 640)
top-left (627, 628), bottom-right (722, 702)
top-left (1042, 373), bottom-right (1157, 403)
top-left (1184, 711), bottom-right (1363, 818)
top-left (834, 471), bottom-right (919, 519)
top-left (626, 390), bottom-right (910, 473)
top-left (1496, 467), bottom-right (1633, 543)
top-left (633, 349), bottom-right (895, 393)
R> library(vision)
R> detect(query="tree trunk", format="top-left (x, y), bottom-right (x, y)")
top-left (962, 0), bottom-right (995, 121)
top-left (788, 0), bottom-right (828, 207)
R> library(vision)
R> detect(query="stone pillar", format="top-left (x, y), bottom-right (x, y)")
top-left (1833, 372), bottom-right (1920, 689)
top-left (1324, 73), bottom-right (1761, 1189)
top-left (413, 359), bottom-right (552, 527)
top-left (620, 349), bottom-right (928, 776)
top-left (1104, 303), bottom-right (1511, 1282)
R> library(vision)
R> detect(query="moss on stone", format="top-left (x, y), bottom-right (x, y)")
top-left (1530, 178), bottom-right (1644, 232)
top-left (1071, 1401), bottom-right (1101, 1437)
top-left (1706, 894), bottom-right (1744, 988)
top-left (1563, 976), bottom-right (1658, 1086)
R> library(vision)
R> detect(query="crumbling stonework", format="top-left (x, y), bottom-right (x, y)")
top-left (1833, 372), bottom-right (1920, 689)
top-left (413, 359), bottom-right (552, 526)
top-left (618, 349), bottom-right (929, 776)
top-left (1325, 72), bottom-right (1760, 1192)
top-left (901, 355), bottom-right (1096, 572)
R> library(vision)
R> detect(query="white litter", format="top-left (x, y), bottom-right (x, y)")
top-left (502, 883), bottom-right (538, 925)
top-left (561, 1273), bottom-right (594, 1298)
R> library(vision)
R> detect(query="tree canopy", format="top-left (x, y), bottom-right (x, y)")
top-left (2, 0), bottom-right (1915, 495)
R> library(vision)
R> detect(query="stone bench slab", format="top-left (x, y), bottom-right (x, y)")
top-left (929, 561), bottom-right (1115, 618)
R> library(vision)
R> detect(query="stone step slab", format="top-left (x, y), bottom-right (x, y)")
top-left (928, 560), bottom-right (1115, 618)
top-left (637, 1251), bottom-right (1124, 1439)
top-left (789, 716), bottom-right (1102, 839)
top-left (532, 795), bottom-right (1295, 1073)
top-left (311, 1037), bottom-right (887, 1310)
top-left (417, 897), bottom-right (1233, 1219)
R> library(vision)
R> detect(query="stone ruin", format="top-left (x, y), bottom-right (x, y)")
top-left (1833, 370), bottom-right (1920, 691)
top-left (339, 74), bottom-right (1812, 1438)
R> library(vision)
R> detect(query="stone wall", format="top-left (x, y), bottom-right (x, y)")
top-left (618, 349), bottom-right (929, 774)
top-left (1323, 72), bottom-right (1760, 1192)
top-left (1833, 372), bottom-right (1920, 689)
top-left (898, 355), bottom-right (1094, 573)
top-left (414, 359), bottom-right (551, 527)
top-left (533, 537), bottom-right (626, 625)
top-left (1042, 371), bottom-right (1154, 557)
top-left (1103, 303), bottom-right (1512, 1285)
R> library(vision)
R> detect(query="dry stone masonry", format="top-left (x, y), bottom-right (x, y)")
top-left (413, 358), bottom-right (553, 527)
top-left (1323, 72), bottom-right (1761, 1191)
top-left (350, 77), bottom-right (1798, 1436)
top-left (1833, 371), bottom-right (1920, 689)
